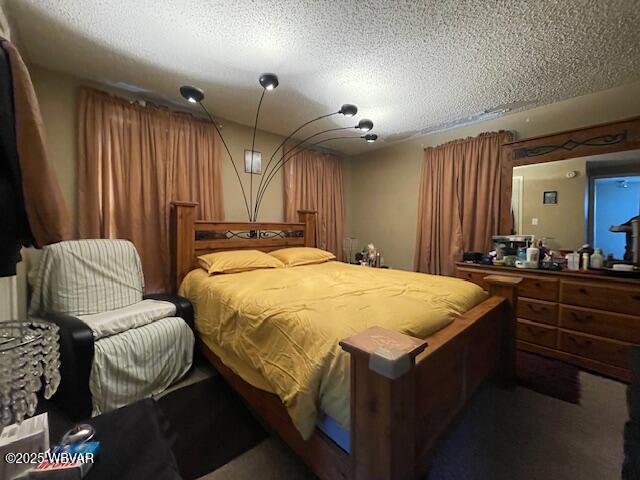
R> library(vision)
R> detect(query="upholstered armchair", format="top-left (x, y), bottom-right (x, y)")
top-left (29, 239), bottom-right (195, 420)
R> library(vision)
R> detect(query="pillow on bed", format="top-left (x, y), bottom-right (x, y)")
top-left (268, 247), bottom-right (336, 267)
top-left (198, 250), bottom-right (284, 275)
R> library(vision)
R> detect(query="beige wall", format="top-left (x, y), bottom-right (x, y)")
top-left (514, 158), bottom-right (587, 251)
top-left (348, 81), bottom-right (640, 270)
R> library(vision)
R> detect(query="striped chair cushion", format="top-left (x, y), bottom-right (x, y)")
top-left (90, 316), bottom-right (194, 415)
top-left (30, 239), bottom-right (144, 316)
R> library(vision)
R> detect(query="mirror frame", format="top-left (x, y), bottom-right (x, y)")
top-left (499, 116), bottom-right (640, 235)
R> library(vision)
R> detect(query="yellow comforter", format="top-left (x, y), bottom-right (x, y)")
top-left (179, 261), bottom-right (485, 439)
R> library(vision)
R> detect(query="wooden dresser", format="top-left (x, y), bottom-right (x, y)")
top-left (455, 262), bottom-right (640, 382)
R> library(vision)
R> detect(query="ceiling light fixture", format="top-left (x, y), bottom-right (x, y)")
top-left (179, 85), bottom-right (204, 103)
top-left (339, 104), bottom-right (358, 117)
top-left (258, 73), bottom-right (279, 91)
top-left (180, 73), bottom-right (376, 221)
top-left (357, 119), bottom-right (374, 132)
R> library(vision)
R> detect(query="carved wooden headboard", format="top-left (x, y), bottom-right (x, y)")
top-left (170, 201), bottom-right (317, 292)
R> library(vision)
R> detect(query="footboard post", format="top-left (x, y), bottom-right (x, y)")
top-left (340, 326), bottom-right (428, 480)
top-left (485, 275), bottom-right (521, 385)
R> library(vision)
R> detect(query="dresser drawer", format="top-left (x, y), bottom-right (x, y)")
top-left (517, 298), bottom-right (558, 325)
top-left (560, 330), bottom-right (629, 368)
top-left (559, 305), bottom-right (640, 344)
top-left (517, 320), bottom-right (557, 348)
top-left (518, 277), bottom-right (559, 301)
top-left (456, 268), bottom-right (488, 289)
top-left (560, 281), bottom-right (640, 315)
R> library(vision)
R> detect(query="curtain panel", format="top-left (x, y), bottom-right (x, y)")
top-left (284, 148), bottom-right (345, 260)
top-left (78, 88), bottom-right (224, 292)
top-left (414, 131), bottom-right (513, 276)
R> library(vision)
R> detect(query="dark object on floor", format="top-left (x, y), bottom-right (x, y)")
top-left (89, 399), bottom-right (181, 480)
top-left (44, 399), bottom-right (181, 480)
top-left (157, 374), bottom-right (267, 480)
top-left (516, 351), bottom-right (581, 404)
top-left (624, 346), bottom-right (640, 479)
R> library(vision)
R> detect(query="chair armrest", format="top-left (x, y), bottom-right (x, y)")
top-left (143, 294), bottom-right (194, 330)
top-left (41, 312), bottom-right (94, 420)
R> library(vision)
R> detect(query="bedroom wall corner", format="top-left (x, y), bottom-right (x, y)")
top-left (347, 81), bottom-right (640, 271)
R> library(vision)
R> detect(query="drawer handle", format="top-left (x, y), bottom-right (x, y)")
top-left (578, 288), bottom-right (588, 294)
top-left (569, 336), bottom-right (592, 347)
top-left (527, 304), bottom-right (547, 313)
top-left (569, 311), bottom-right (593, 322)
top-left (534, 282), bottom-right (542, 288)
top-left (633, 294), bottom-right (640, 301)
top-left (526, 326), bottom-right (543, 336)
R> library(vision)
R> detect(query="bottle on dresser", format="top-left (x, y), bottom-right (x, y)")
top-left (590, 248), bottom-right (604, 269)
top-left (566, 251), bottom-right (580, 270)
top-left (526, 236), bottom-right (540, 265)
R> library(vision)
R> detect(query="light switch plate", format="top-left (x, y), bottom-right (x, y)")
top-left (532, 218), bottom-right (538, 225)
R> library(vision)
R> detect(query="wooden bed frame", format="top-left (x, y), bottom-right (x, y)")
top-left (171, 201), bottom-right (521, 480)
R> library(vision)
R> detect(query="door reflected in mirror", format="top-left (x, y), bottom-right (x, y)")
top-left (512, 149), bottom-right (640, 259)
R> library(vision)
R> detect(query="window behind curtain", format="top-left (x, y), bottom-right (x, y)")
top-left (77, 88), bottom-right (224, 292)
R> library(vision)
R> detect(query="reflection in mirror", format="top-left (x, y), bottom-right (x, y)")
top-left (512, 149), bottom-right (640, 259)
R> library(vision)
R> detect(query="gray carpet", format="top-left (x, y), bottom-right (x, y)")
top-left (200, 372), bottom-right (626, 480)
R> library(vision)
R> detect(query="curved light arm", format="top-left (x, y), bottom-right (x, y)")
top-left (253, 111), bottom-right (340, 219)
top-left (198, 102), bottom-right (252, 220)
top-left (248, 88), bottom-right (266, 220)
top-left (253, 135), bottom-right (363, 220)
top-left (254, 125), bottom-right (355, 217)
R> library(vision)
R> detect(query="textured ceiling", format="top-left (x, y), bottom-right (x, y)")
top-left (7, 0), bottom-right (640, 155)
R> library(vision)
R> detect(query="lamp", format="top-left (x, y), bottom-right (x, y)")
top-left (179, 73), bottom-right (377, 221)
top-left (179, 85), bottom-right (204, 103)
top-left (258, 73), bottom-right (279, 91)
top-left (357, 119), bottom-right (374, 132)
top-left (339, 104), bottom-right (358, 117)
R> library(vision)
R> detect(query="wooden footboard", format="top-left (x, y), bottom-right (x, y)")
top-left (340, 275), bottom-right (520, 480)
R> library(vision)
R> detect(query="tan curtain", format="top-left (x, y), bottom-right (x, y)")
top-left (284, 148), bottom-right (344, 260)
top-left (78, 88), bottom-right (224, 292)
top-left (414, 131), bottom-right (513, 276)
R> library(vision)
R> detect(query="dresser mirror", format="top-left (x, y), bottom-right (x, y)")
top-left (511, 149), bottom-right (640, 256)
top-left (500, 117), bottom-right (640, 264)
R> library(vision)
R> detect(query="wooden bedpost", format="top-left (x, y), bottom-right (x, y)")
top-left (297, 210), bottom-right (317, 247)
top-left (170, 201), bottom-right (198, 292)
top-left (484, 275), bottom-right (521, 385)
top-left (340, 326), bottom-right (428, 480)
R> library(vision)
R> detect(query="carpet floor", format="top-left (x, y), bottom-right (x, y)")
top-left (200, 372), bottom-right (626, 480)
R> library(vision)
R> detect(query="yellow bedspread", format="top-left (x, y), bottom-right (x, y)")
top-left (179, 261), bottom-right (485, 439)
